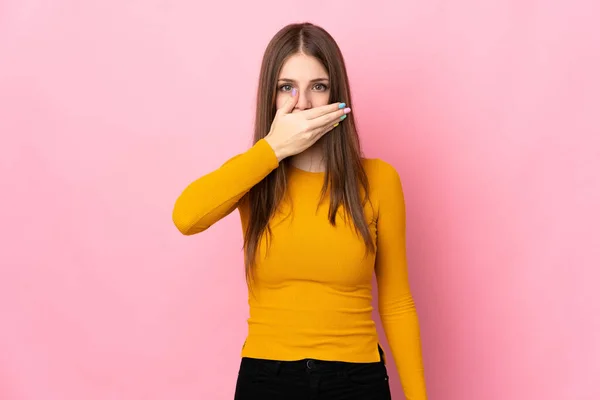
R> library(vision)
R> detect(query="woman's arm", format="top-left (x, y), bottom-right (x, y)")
top-left (374, 160), bottom-right (428, 400)
top-left (172, 139), bottom-right (279, 235)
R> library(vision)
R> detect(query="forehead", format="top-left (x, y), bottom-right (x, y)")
top-left (278, 53), bottom-right (329, 80)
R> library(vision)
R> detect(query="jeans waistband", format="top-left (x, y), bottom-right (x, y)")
top-left (240, 344), bottom-right (386, 374)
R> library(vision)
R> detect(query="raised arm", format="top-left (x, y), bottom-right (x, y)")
top-left (172, 139), bottom-right (279, 235)
top-left (172, 93), bottom-right (350, 236)
top-left (374, 160), bottom-right (428, 400)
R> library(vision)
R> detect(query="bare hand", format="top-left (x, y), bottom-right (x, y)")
top-left (264, 90), bottom-right (351, 161)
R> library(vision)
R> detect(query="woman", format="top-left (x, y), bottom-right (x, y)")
top-left (172, 22), bottom-right (428, 400)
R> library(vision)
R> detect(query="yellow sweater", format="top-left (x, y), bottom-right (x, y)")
top-left (172, 139), bottom-right (427, 399)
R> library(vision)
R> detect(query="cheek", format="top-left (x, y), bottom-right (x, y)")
top-left (275, 94), bottom-right (286, 110)
top-left (312, 92), bottom-right (330, 107)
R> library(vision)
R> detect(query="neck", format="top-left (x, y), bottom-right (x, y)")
top-left (289, 142), bottom-right (325, 172)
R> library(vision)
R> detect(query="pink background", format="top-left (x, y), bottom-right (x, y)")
top-left (1, 1), bottom-right (599, 399)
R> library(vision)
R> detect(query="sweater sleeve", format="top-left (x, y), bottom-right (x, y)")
top-left (172, 139), bottom-right (279, 235)
top-left (373, 160), bottom-right (428, 400)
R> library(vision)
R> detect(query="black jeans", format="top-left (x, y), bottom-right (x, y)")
top-left (234, 346), bottom-right (392, 400)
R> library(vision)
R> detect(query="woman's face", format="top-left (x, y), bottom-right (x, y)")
top-left (275, 53), bottom-right (331, 113)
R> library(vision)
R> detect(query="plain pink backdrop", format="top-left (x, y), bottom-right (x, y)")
top-left (1, 1), bottom-right (599, 399)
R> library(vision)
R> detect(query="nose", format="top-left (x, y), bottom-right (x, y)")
top-left (294, 90), bottom-right (312, 111)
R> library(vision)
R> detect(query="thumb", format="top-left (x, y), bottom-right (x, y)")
top-left (278, 88), bottom-right (298, 115)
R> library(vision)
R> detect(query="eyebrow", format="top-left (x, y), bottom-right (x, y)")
top-left (277, 78), bottom-right (329, 83)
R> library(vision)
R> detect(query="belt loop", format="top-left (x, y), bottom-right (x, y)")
top-left (274, 361), bottom-right (282, 376)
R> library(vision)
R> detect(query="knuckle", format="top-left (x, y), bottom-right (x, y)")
top-left (300, 122), bottom-right (311, 132)
top-left (301, 132), bottom-right (314, 142)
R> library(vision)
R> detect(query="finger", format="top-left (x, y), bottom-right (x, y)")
top-left (276, 88), bottom-right (299, 115)
top-left (302, 102), bottom-right (347, 120)
top-left (312, 119), bottom-right (341, 143)
top-left (308, 106), bottom-right (350, 130)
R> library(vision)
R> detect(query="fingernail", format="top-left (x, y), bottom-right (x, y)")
top-left (334, 123), bottom-right (340, 127)
top-left (292, 88), bottom-right (297, 96)
top-left (343, 107), bottom-right (351, 114)
top-left (340, 114), bottom-right (347, 121)
top-left (338, 103), bottom-right (346, 109)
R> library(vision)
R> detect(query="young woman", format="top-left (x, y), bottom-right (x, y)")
top-left (172, 22), bottom-right (428, 400)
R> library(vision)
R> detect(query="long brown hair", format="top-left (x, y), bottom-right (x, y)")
top-left (243, 22), bottom-right (375, 279)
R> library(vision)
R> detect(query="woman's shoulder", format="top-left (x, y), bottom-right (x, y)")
top-left (361, 157), bottom-right (403, 184)
top-left (360, 157), bottom-right (405, 203)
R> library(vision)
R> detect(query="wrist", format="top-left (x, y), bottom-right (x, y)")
top-left (264, 137), bottom-right (286, 162)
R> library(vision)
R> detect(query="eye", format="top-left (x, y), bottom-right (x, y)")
top-left (314, 83), bottom-right (329, 91)
top-left (279, 84), bottom-right (293, 92)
